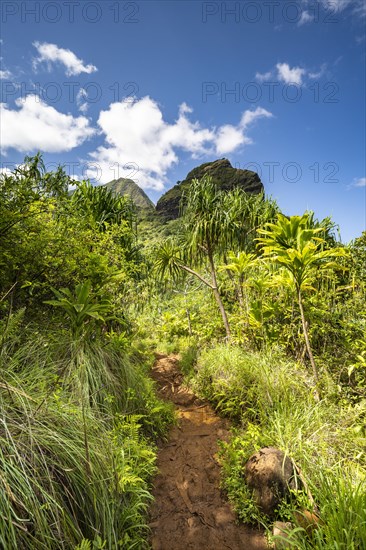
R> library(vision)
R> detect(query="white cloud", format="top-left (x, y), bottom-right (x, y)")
top-left (353, 1), bottom-right (366, 18)
top-left (298, 10), bottom-right (314, 26)
top-left (308, 63), bottom-right (327, 79)
top-left (276, 63), bottom-right (306, 85)
top-left (0, 165), bottom-right (14, 176)
top-left (179, 102), bottom-right (193, 115)
top-left (162, 104), bottom-right (215, 155)
top-left (33, 42), bottom-right (97, 76)
top-left (255, 70), bottom-right (273, 82)
top-left (352, 177), bottom-right (366, 188)
top-left (77, 88), bottom-right (89, 113)
top-left (0, 69), bottom-right (12, 79)
top-left (0, 95), bottom-right (95, 153)
top-left (256, 62), bottom-right (326, 86)
top-left (87, 97), bottom-right (273, 189)
top-left (302, 0), bottom-right (366, 17)
top-left (215, 125), bottom-right (249, 155)
top-left (240, 107), bottom-right (272, 128)
top-left (214, 108), bottom-right (273, 155)
top-left (319, 0), bottom-right (353, 11)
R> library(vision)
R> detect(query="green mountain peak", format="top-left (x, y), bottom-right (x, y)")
top-left (104, 178), bottom-right (155, 211)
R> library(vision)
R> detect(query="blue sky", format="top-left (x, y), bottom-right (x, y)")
top-left (1, 0), bottom-right (365, 242)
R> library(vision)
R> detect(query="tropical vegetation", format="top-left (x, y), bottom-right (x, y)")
top-left (0, 155), bottom-right (365, 548)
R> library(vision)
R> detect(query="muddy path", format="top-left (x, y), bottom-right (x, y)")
top-left (149, 353), bottom-right (267, 550)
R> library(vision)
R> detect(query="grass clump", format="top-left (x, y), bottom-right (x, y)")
top-left (179, 343), bottom-right (198, 376)
top-left (192, 344), bottom-right (314, 420)
top-left (191, 344), bottom-right (366, 548)
top-left (0, 388), bottom-right (158, 549)
top-left (0, 321), bottom-right (173, 549)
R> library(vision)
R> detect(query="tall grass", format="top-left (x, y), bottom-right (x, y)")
top-left (0, 380), bottom-right (115, 548)
top-left (0, 320), bottom-right (173, 549)
top-left (192, 344), bottom-right (366, 548)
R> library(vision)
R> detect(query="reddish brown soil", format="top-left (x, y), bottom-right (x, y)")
top-left (149, 354), bottom-right (267, 550)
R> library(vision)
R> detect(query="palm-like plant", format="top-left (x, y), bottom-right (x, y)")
top-left (155, 176), bottom-right (278, 340)
top-left (257, 213), bottom-right (347, 388)
top-left (45, 280), bottom-right (113, 338)
top-left (183, 176), bottom-right (236, 339)
top-left (155, 177), bottom-right (236, 339)
top-left (71, 180), bottom-right (136, 231)
top-left (153, 239), bottom-right (185, 282)
top-left (219, 251), bottom-right (258, 313)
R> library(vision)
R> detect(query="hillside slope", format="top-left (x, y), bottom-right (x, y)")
top-left (105, 178), bottom-right (155, 211)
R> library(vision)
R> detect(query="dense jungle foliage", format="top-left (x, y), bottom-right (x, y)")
top-left (0, 155), bottom-right (365, 548)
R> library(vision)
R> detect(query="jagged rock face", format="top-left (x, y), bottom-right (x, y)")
top-left (156, 158), bottom-right (264, 220)
top-left (244, 447), bottom-right (297, 517)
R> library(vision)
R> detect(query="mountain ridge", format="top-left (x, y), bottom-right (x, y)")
top-left (104, 159), bottom-right (264, 220)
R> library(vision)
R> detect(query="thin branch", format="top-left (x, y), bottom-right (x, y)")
top-left (179, 265), bottom-right (214, 289)
top-left (0, 282), bottom-right (18, 303)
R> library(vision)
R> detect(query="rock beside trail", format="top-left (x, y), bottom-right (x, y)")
top-left (293, 509), bottom-right (322, 535)
top-left (272, 521), bottom-right (293, 549)
top-left (271, 512), bottom-right (321, 548)
top-left (244, 447), bottom-right (297, 517)
top-left (156, 158), bottom-right (264, 220)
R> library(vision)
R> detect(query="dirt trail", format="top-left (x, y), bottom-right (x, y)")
top-left (149, 354), bottom-right (267, 550)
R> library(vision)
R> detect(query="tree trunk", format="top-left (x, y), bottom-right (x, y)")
top-left (208, 250), bottom-right (231, 341)
top-left (179, 254), bottom-right (231, 341)
top-left (237, 279), bottom-right (245, 312)
top-left (184, 291), bottom-right (193, 337)
top-left (297, 288), bottom-right (320, 400)
top-left (185, 307), bottom-right (193, 336)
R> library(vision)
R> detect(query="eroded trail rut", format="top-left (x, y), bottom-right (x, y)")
top-left (149, 354), bottom-right (267, 550)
